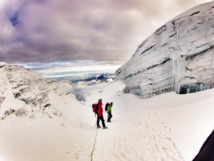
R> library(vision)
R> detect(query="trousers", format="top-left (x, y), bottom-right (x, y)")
top-left (107, 111), bottom-right (112, 121)
top-left (97, 115), bottom-right (106, 127)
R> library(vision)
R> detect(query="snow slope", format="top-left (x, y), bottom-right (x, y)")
top-left (0, 63), bottom-right (213, 161)
top-left (0, 63), bottom-right (96, 161)
top-left (116, 1), bottom-right (214, 97)
top-left (0, 63), bottom-right (75, 119)
top-left (84, 81), bottom-right (214, 161)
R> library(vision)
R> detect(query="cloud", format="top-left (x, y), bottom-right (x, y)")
top-left (17, 60), bottom-right (123, 81)
top-left (0, 0), bottom-right (212, 64)
top-left (0, 8), bottom-right (15, 45)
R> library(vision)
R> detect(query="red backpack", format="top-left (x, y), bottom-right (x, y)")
top-left (92, 103), bottom-right (98, 114)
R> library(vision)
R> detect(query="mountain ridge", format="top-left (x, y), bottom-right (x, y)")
top-left (0, 62), bottom-right (74, 120)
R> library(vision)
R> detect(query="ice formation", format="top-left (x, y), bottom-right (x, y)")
top-left (116, 2), bottom-right (214, 97)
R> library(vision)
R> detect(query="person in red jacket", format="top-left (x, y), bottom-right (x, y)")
top-left (97, 99), bottom-right (107, 129)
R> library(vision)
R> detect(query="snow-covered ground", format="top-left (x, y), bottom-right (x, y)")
top-left (84, 81), bottom-right (214, 161)
top-left (0, 71), bottom-right (214, 161)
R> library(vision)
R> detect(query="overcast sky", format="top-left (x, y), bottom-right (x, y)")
top-left (0, 0), bottom-right (212, 79)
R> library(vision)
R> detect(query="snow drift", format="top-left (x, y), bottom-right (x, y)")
top-left (116, 1), bottom-right (214, 98)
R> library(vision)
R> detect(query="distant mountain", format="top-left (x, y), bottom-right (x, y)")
top-left (116, 1), bottom-right (214, 98)
top-left (76, 73), bottom-right (115, 83)
top-left (46, 73), bottom-right (115, 83)
top-left (72, 73), bottom-right (115, 101)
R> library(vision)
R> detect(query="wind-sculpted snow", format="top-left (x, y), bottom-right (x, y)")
top-left (0, 63), bottom-right (74, 120)
top-left (116, 1), bottom-right (214, 97)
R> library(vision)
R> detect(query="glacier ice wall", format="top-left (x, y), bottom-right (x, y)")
top-left (116, 2), bottom-right (214, 97)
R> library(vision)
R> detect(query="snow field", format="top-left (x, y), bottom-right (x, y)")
top-left (0, 79), bottom-right (214, 161)
top-left (85, 81), bottom-right (214, 161)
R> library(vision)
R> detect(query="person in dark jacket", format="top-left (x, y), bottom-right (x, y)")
top-left (96, 99), bottom-right (107, 129)
top-left (193, 130), bottom-right (214, 161)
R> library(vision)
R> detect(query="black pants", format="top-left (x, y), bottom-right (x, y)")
top-left (193, 130), bottom-right (214, 161)
top-left (97, 115), bottom-right (106, 127)
top-left (107, 112), bottom-right (112, 122)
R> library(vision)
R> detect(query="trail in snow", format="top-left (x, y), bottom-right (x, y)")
top-left (92, 110), bottom-right (184, 161)
top-left (90, 129), bottom-right (98, 161)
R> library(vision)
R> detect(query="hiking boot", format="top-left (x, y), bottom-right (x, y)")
top-left (97, 126), bottom-right (101, 129)
top-left (103, 127), bottom-right (108, 129)
top-left (107, 120), bottom-right (111, 122)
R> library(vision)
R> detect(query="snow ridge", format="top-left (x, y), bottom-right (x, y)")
top-left (0, 63), bottom-right (74, 120)
top-left (116, 1), bottom-right (214, 98)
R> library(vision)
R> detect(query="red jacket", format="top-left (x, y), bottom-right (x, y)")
top-left (97, 101), bottom-right (103, 117)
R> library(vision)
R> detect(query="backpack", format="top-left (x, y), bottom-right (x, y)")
top-left (92, 103), bottom-right (98, 114)
top-left (105, 102), bottom-right (109, 112)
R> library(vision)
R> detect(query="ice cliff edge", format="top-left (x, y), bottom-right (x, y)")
top-left (116, 1), bottom-right (214, 98)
